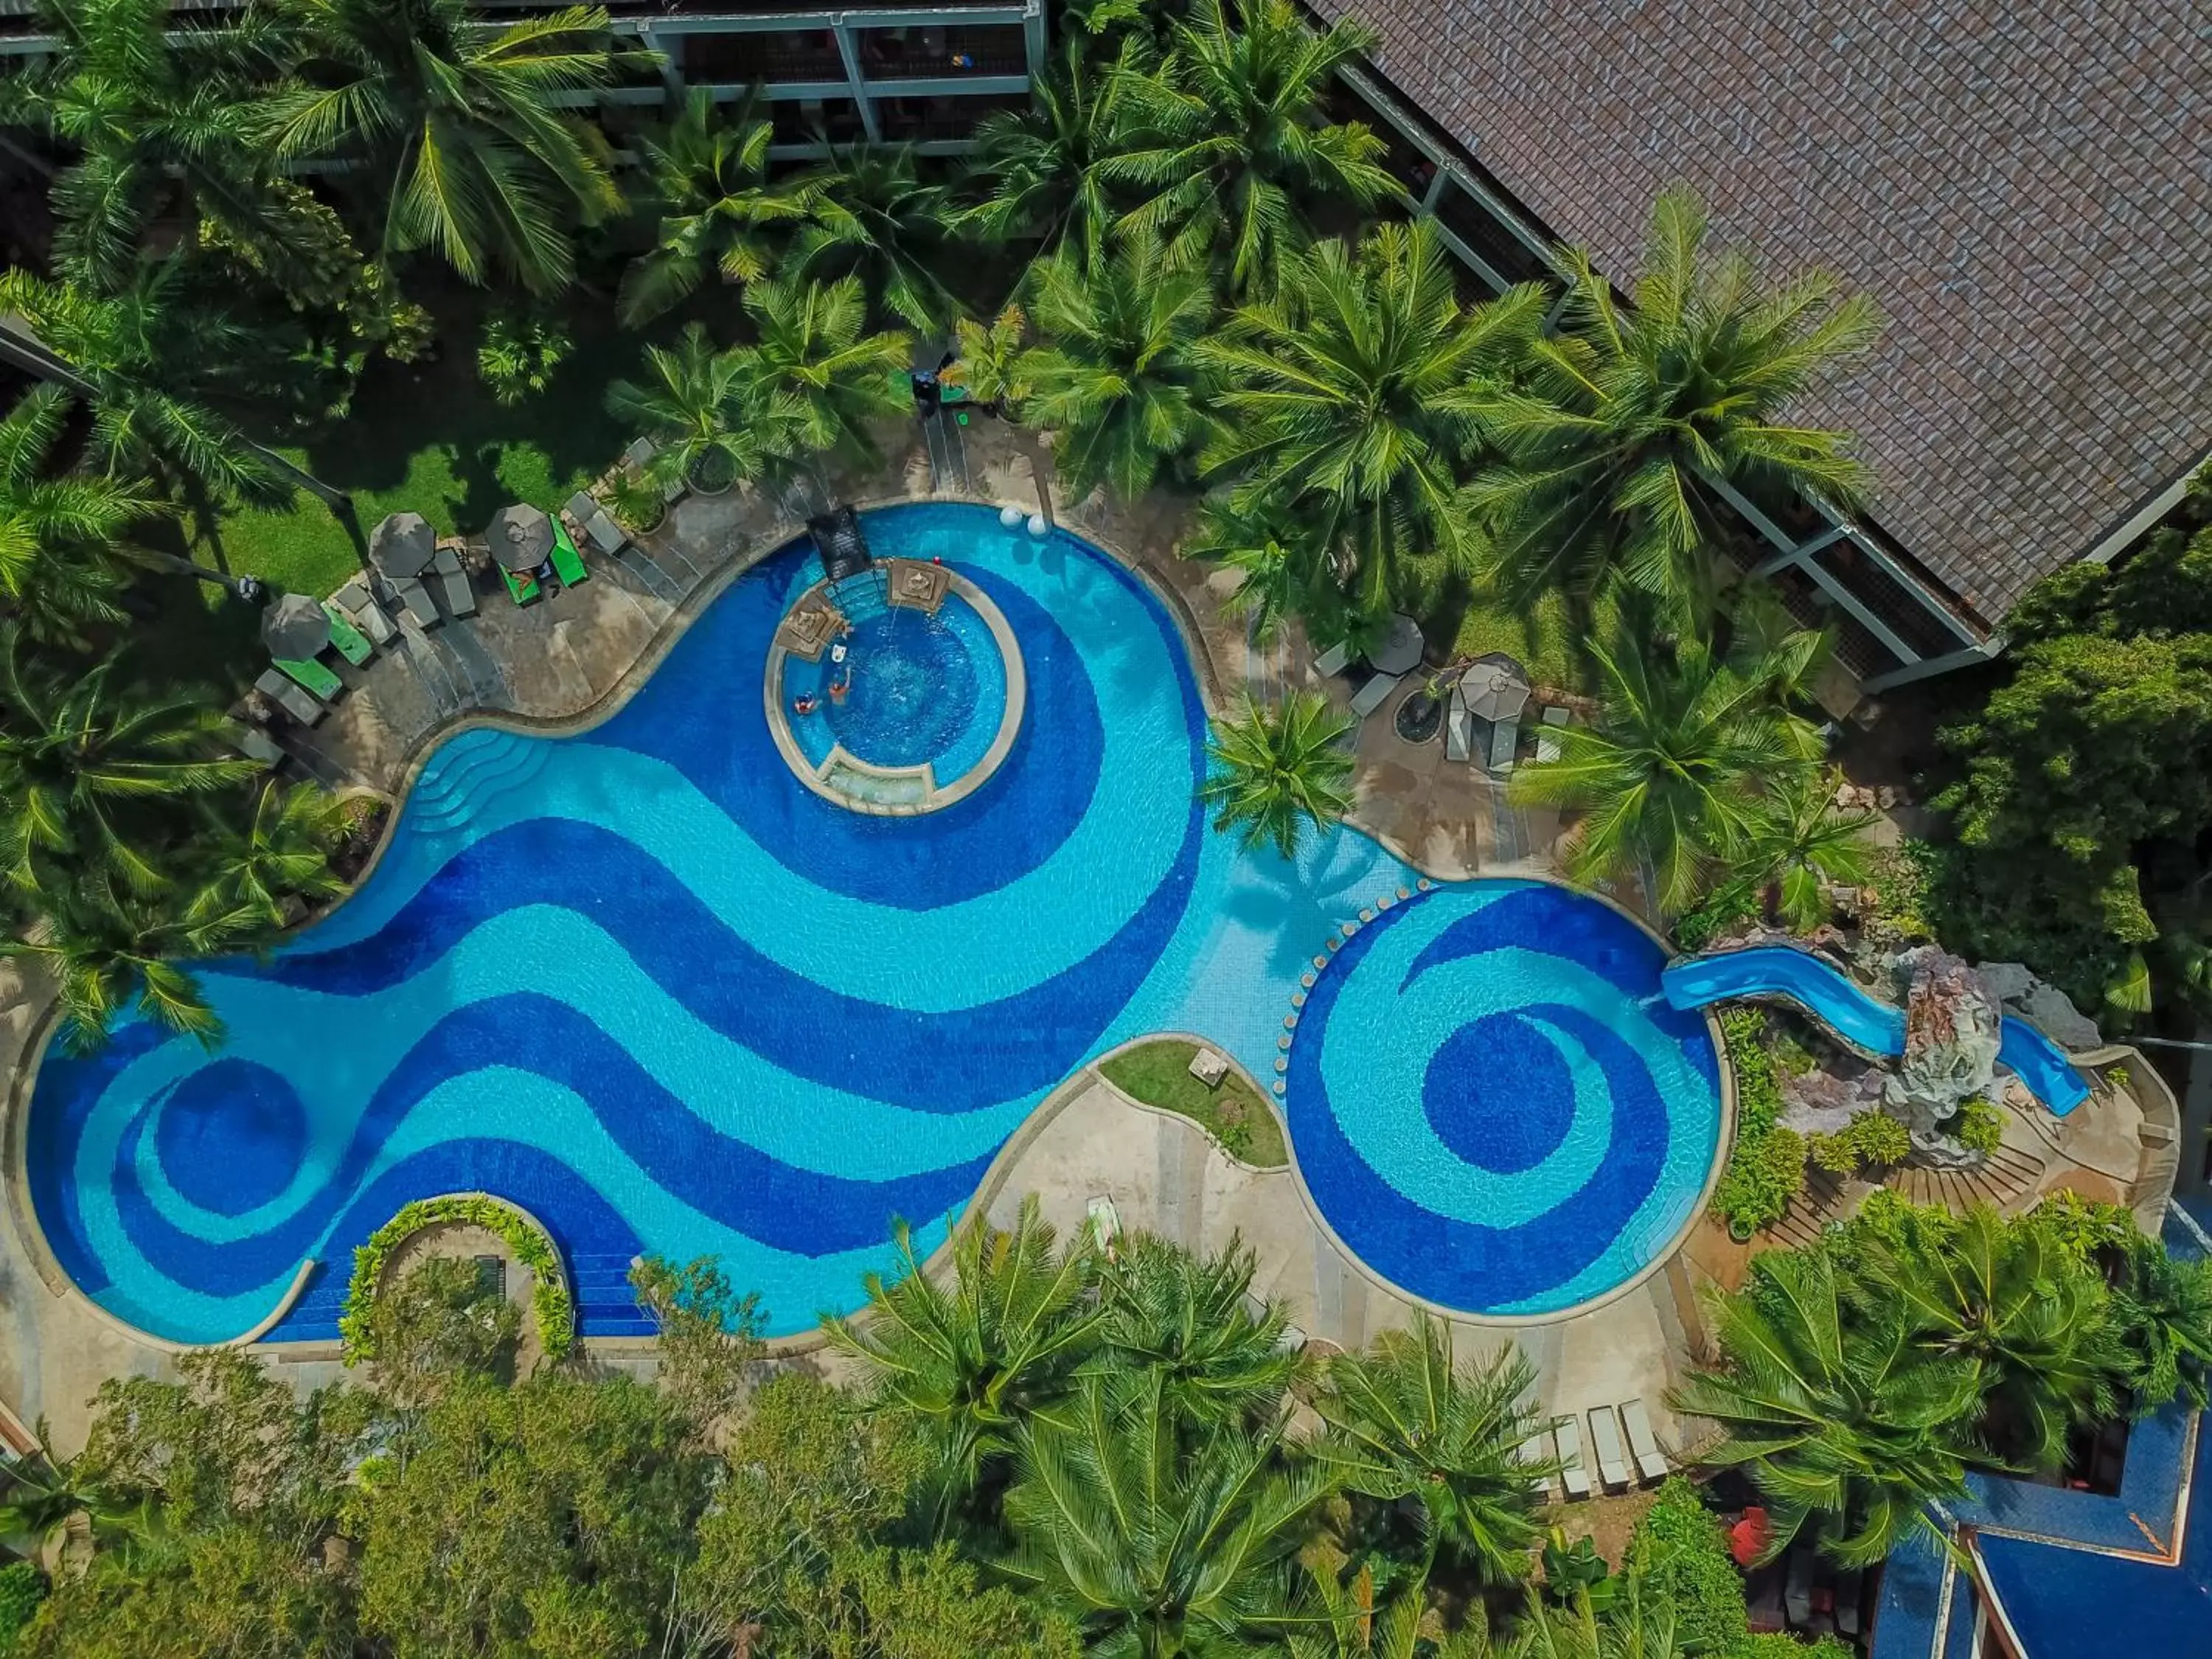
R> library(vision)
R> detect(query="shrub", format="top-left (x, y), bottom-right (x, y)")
top-left (477, 312), bottom-right (574, 407)
top-left (1632, 1478), bottom-right (1745, 1654)
top-left (605, 469), bottom-right (667, 534)
top-left (1677, 881), bottom-right (1759, 952)
top-left (340, 1195), bottom-right (574, 1365)
top-left (1712, 1012), bottom-right (1806, 1234)
top-left (1951, 1096), bottom-right (2005, 1155)
top-left (1865, 841), bottom-right (1936, 946)
top-left (1843, 1108), bottom-right (1911, 1167)
top-left (2030, 1190), bottom-right (2137, 1264)
top-left (1806, 1130), bottom-right (1854, 1175)
top-left (0, 1562), bottom-right (44, 1652)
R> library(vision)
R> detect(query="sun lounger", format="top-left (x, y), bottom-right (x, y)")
top-left (254, 668), bottom-right (326, 727)
top-left (319, 601), bottom-right (373, 665)
top-left (502, 566), bottom-right (541, 605)
top-left (1554, 1420), bottom-right (1592, 1500)
top-left (1587, 1406), bottom-right (1630, 1492)
top-left (549, 520), bottom-right (588, 588)
top-left (274, 655), bottom-right (342, 700)
top-left (432, 544), bottom-right (478, 617)
top-left (228, 724), bottom-right (284, 766)
top-left (1513, 1434), bottom-right (1559, 1503)
top-left (335, 577), bottom-right (397, 647)
top-left (581, 507), bottom-right (627, 557)
top-left (1349, 671), bottom-right (1402, 719)
top-left (1536, 704), bottom-right (1569, 764)
top-left (1619, 1399), bottom-right (1669, 1484)
top-left (1312, 639), bottom-right (1352, 677)
top-left (1447, 700), bottom-right (1472, 762)
top-left (1085, 1194), bottom-right (1122, 1250)
top-left (392, 575), bottom-right (439, 629)
top-left (1485, 711), bottom-right (1520, 774)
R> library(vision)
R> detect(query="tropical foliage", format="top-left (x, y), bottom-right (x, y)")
top-left (1200, 691), bottom-right (1357, 861)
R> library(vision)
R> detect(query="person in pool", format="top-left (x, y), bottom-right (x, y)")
top-left (792, 692), bottom-right (818, 715)
top-left (829, 670), bottom-right (850, 704)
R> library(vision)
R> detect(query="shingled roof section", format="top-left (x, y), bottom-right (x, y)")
top-left (1312, 0), bottom-right (2212, 619)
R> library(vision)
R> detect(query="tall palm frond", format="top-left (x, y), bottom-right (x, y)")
top-left (787, 142), bottom-right (954, 331)
top-left (1198, 691), bottom-right (1356, 863)
top-left (732, 276), bottom-right (911, 474)
top-left (1733, 765), bottom-right (1877, 932)
top-left (604, 321), bottom-right (802, 495)
top-left (0, 381), bottom-right (162, 644)
top-left (2111, 1232), bottom-right (2212, 1412)
top-left (1094, 1234), bottom-right (1304, 1433)
top-left (201, 779), bottom-right (348, 926)
top-left (958, 35), bottom-right (1135, 271)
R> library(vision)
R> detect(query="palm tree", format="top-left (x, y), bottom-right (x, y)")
top-left (1312, 1313), bottom-right (1555, 1586)
top-left (1183, 494), bottom-right (1330, 644)
top-left (617, 88), bottom-right (813, 327)
top-left (2111, 1232), bottom-right (2212, 1411)
top-left (1096, 1234), bottom-right (1304, 1433)
top-left (604, 323), bottom-right (800, 496)
top-left (0, 0), bottom-right (306, 292)
top-left (731, 276), bottom-right (911, 476)
top-left (0, 1427), bottom-right (160, 1565)
top-left (823, 1197), bottom-right (1103, 1512)
top-left (202, 779), bottom-right (349, 926)
top-left (1513, 1551), bottom-right (1683, 1659)
top-left (787, 143), bottom-right (954, 331)
top-left (959, 36), bottom-right (1133, 271)
top-left (265, 0), bottom-right (625, 296)
top-left (0, 383), bottom-right (161, 645)
top-left (946, 304), bottom-right (1032, 419)
top-left (1668, 1248), bottom-right (1980, 1568)
top-left (1509, 617), bottom-right (1825, 914)
top-left (1287, 1562), bottom-right (1497, 1659)
top-left (1199, 692), bottom-right (1356, 862)
top-left (1861, 1203), bottom-right (2124, 1470)
top-left (1108, 0), bottom-right (1397, 296)
top-left (2, 869), bottom-right (263, 1051)
top-left (999, 1366), bottom-right (1332, 1657)
top-left (0, 264), bottom-right (323, 506)
top-left (1733, 766), bottom-right (1877, 932)
top-left (1470, 185), bottom-right (1880, 620)
top-left (1020, 237), bottom-right (1215, 504)
top-left (1202, 222), bottom-right (1547, 608)
top-left (0, 628), bottom-right (257, 897)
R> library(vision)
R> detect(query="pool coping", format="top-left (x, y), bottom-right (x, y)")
top-left (1, 489), bottom-right (1718, 1357)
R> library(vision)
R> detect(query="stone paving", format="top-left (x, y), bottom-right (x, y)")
top-left (1, 409), bottom-right (1691, 1461)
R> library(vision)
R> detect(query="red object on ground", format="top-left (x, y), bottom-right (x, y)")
top-left (1731, 1509), bottom-right (1771, 1567)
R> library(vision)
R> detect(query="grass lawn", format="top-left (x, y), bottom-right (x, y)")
top-left (1098, 1039), bottom-right (1288, 1168)
top-left (180, 294), bottom-right (658, 600)
top-left (1448, 585), bottom-right (1582, 693)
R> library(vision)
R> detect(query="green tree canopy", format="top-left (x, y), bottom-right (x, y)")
top-left (1198, 691), bottom-right (1357, 863)
top-left (0, 382), bottom-right (159, 646)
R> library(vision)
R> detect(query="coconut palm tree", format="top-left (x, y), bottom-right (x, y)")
top-left (617, 87), bottom-right (813, 327)
top-left (1668, 1248), bottom-right (1980, 1568)
top-left (1199, 692), bottom-right (1356, 862)
top-left (946, 304), bottom-right (1033, 419)
top-left (1202, 222), bottom-right (1548, 608)
top-left (201, 779), bottom-right (349, 927)
top-left (1469, 185), bottom-right (1880, 622)
top-left (1095, 1234), bottom-right (1304, 1433)
top-left (1020, 237), bottom-right (1215, 504)
top-left (1312, 1313), bottom-right (1555, 1586)
top-left (1731, 765), bottom-right (1877, 932)
top-left (0, 263), bottom-right (323, 505)
top-left (959, 36), bottom-right (1133, 271)
top-left (1861, 1203), bottom-right (2124, 1470)
top-left (999, 1365), bottom-right (1333, 1657)
top-left (787, 142), bottom-right (954, 332)
top-left (0, 0), bottom-right (308, 292)
top-left (265, 0), bottom-right (625, 296)
top-left (824, 1197), bottom-right (1102, 1514)
top-left (604, 323), bottom-right (801, 496)
top-left (1108, 0), bottom-right (1397, 297)
top-left (2, 869), bottom-right (262, 1051)
top-left (1287, 1561), bottom-right (1498, 1659)
top-left (0, 1427), bottom-right (161, 1565)
top-left (1183, 494), bottom-right (1330, 644)
top-left (1509, 615), bottom-right (1826, 914)
top-left (2111, 1232), bottom-right (2212, 1411)
top-left (0, 627), bottom-right (257, 897)
top-left (0, 382), bottom-right (161, 645)
top-left (731, 276), bottom-right (911, 475)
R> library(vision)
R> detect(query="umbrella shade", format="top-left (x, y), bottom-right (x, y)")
top-left (368, 510), bottom-right (436, 577)
top-left (1368, 613), bottom-right (1425, 675)
top-left (487, 504), bottom-right (554, 570)
top-left (260, 591), bottom-right (331, 658)
top-left (1455, 657), bottom-right (1531, 722)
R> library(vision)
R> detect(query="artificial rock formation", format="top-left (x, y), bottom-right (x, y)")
top-left (1881, 946), bottom-right (2003, 1133)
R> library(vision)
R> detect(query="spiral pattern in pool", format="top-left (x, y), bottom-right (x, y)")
top-left (1285, 881), bottom-right (1723, 1315)
top-left (26, 504), bottom-right (1421, 1343)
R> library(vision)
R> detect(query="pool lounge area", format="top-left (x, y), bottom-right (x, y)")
top-left (19, 502), bottom-right (1728, 1346)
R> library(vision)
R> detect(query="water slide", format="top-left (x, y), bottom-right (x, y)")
top-left (1660, 945), bottom-right (2092, 1116)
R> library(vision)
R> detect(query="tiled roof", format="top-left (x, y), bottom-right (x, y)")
top-left (1314, 0), bottom-right (2212, 618)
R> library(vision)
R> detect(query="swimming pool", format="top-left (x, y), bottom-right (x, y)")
top-left (23, 503), bottom-right (1723, 1342)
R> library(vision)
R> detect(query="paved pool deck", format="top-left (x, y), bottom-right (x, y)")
top-left (1, 415), bottom-right (1673, 1458)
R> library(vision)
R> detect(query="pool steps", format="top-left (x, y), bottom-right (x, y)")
top-left (276, 1249), bottom-right (658, 1343)
top-left (403, 731), bottom-right (553, 838)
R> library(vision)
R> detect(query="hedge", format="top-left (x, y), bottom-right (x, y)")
top-left (340, 1194), bottom-right (574, 1363)
top-left (1710, 1009), bottom-right (1806, 1234)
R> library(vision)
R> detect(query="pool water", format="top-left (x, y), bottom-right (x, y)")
top-left (783, 588), bottom-right (1005, 779)
top-left (25, 504), bottom-right (1722, 1343)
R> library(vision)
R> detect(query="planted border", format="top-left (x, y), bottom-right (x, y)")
top-left (340, 1194), bottom-right (574, 1363)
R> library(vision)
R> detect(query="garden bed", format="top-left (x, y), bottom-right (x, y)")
top-left (1098, 1040), bottom-right (1288, 1168)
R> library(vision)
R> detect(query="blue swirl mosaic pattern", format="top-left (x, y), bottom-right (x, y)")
top-left (1285, 882), bottom-right (1723, 1315)
top-left (27, 504), bottom-right (1422, 1343)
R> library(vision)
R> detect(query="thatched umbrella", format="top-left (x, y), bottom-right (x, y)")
top-left (368, 511), bottom-right (436, 578)
top-left (487, 504), bottom-right (554, 571)
top-left (260, 591), bottom-right (330, 658)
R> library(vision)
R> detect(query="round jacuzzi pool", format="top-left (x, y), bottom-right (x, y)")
top-left (765, 567), bottom-right (1025, 814)
top-left (1285, 879), bottom-right (1725, 1318)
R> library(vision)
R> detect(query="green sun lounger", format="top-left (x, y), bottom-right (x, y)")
top-left (319, 601), bottom-right (373, 665)
top-left (274, 655), bottom-right (343, 699)
top-left (502, 566), bottom-right (541, 605)
top-left (549, 520), bottom-right (588, 588)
